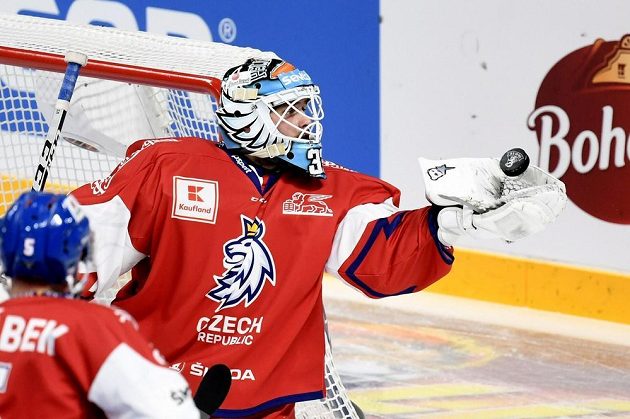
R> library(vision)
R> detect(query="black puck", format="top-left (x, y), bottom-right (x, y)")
top-left (500, 148), bottom-right (530, 177)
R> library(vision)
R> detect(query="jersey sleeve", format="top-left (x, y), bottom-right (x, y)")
top-left (88, 343), bottom-right (198, 418)
top-left (70, 140), bottom-right (166, 298)
top-left (67, 305), bottom-right (198, 418)
top-left (325, 175), bottom-right (454, 298)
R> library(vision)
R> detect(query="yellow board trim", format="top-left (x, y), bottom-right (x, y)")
top-left (1, 175), bottom-right (32, 216)
top-left (426, 248), bottom-right (630, 325)
top-left (1, 174), bottom-right (75, 215)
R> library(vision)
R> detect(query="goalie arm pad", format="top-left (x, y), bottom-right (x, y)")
top-left (419, 157), bottom-right (567, 246)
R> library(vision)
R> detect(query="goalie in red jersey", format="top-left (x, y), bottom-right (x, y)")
top-left (0, 191), bottom-right (200, 418)
top-left (71, 58), bottom-right (566, 418)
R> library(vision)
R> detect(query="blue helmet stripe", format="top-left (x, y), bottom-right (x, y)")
top-left (255, 69), bottom-right (313, 96)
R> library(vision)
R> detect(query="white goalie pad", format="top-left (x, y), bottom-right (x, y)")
top-left (419, 157), bottom-right (567, 245)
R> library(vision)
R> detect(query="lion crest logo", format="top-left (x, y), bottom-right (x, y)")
top-left (207, 215), bottom-right (276, 311)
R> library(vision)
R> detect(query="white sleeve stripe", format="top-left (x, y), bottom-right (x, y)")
top-left (80, 197), bottom-right (146, 297)
top-left (88, 343), bottom-right (198, 419)
top-left (325, 197), bottom-right (399, 278)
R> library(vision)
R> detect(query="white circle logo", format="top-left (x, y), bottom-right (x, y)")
top-left (218, 18), bottom-right (237, 43)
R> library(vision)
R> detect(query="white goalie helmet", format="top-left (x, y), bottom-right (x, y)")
top-left (216, 58), bottom-right (325, 178)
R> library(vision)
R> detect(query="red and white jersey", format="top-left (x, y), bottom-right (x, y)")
top-left (0, 296), bottom-right (198, 418)
top-left (71, 137), bottom-right (453, 416)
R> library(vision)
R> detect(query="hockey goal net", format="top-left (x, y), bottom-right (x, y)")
top-left (0, 14), bottom-right (360, 419)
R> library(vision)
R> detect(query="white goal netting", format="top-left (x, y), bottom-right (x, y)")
top-left (0, 14), bottom-right (360, 418)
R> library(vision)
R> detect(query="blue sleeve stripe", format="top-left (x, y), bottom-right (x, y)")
top-left (345, 212), bottom-right (417, 298)
top-left (213, 390), bottom-right (325, 417)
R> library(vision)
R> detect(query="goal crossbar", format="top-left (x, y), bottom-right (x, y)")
top-left (0, 13), bottom-right (277, 83)
top-left (0, 45), bottom-right (220, 96)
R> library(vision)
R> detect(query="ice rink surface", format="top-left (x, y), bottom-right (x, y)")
top-left (323, 279), bottom-right (630, 418)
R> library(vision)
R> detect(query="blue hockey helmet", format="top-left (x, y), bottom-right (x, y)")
top-left (216, 58), bottom-right (326, 178)
top-left (0, 192), bottom-right (90, 290)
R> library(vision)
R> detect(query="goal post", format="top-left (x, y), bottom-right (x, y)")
top-left (0, 13), bottom-right (361, 418)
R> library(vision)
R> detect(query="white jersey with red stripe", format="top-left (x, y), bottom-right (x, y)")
top-left (0, 295), bottom-right (198, 418)
top-left (71, 137), bottom-right (453, 416)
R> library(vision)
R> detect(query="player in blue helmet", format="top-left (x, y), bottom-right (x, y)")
top-left (0, 191), bottom-right (203, 417)
top-left (0, 191), bottom-right (90, 295)
top-left (216, 58), bottom-right (326, 178)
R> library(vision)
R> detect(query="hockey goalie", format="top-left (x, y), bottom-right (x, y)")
top-left (70, 58), bottom-right (566, 418)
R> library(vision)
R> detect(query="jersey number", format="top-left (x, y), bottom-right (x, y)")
top-left (307, 148), bottom-right (324, 176)
top-left (23, 238), bottom-right (35, 257)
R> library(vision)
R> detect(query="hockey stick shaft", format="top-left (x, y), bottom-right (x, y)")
top-left (32, 52), bottom-right (87, 192)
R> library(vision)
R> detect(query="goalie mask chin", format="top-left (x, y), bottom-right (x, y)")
top-left (216, 58), bottom-right (325, 178)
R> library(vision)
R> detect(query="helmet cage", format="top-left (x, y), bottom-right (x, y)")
top-left (251, 85), bottom-right (324, 155)
top-left (263, 85), bottom-right (324, 143)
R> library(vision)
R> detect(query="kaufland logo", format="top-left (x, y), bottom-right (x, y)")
top-left (188, 185), bottom-right (204, 202)
top-left (172, 177), bottom-right (219, 224)
top-left (528, 34), bottom-right (630, 224)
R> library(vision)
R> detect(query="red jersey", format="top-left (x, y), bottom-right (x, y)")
top-left (71, 138), bottom-right (453, 416)
top-left (0, 295), bottom-right (198, 418)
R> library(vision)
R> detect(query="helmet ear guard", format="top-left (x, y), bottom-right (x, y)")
top-left (216, 58), bottom-right (326, 178)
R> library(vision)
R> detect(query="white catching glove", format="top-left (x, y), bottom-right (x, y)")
top-left (419, 157), bottom-right (567, 247)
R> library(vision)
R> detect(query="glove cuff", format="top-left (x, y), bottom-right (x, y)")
top-left (428, 206), bottom-right (455, 264)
